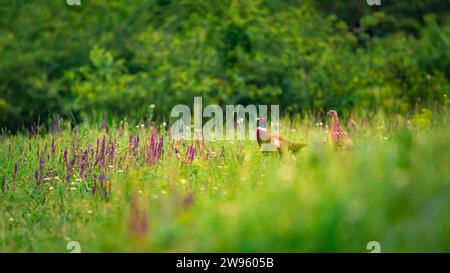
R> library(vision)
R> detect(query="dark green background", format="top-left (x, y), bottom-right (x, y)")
top-left (0, 0), bottom-right (449, 131)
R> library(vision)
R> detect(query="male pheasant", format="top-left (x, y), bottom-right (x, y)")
top-left (327, 110), bottom-right (353, 149)
top-left (256, 116), bottom-right (307, 153)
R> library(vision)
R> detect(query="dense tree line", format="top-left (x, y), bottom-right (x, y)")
top-left (0, 0), bottom-right (449, 130)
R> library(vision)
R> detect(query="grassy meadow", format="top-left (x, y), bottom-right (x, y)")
top-left (1, 110), bottom-right (449, 252)
top-left (1, 0), bottom-right (449, 254)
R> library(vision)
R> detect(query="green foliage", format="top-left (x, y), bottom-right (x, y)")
top-left (316, 0), bottom-right (449, 34)
top-left (0, 0), bottom-right (449, 130)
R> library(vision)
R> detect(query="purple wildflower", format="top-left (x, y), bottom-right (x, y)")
top-left (100, 136), bottom-right (106, 157)
top-left (129, 134), bottom-right (134, 148)
top-left (135, 134), bottom-right (140, 151)
top-left (65, 167), bottom-right (71, 184)
top-left (150, 133), bottom-right (155, 161)
top-left (51, 138), bottom-right (56, 154)
top-left (92, 175), bottom-right (97, 194)
top-left (80, 162), bottom-right (85, 176)
top-left (191, 146), bottom-right (196, 161)
top-left (82, 149), bottom-right (88, 161)
top-left (70, 155), bottom-right (75, 169)
top-left (186, 145), bottom-right (195, 162)
top-left (39, 159), bottom-right (45, 170)
top-left (107, 137), bottom-right (115, 165)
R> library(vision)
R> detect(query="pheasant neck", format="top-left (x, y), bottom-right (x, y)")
top-left (331, 116), bottom-right (340, 129)
top-left (256, 118), bottom-right (267, 141)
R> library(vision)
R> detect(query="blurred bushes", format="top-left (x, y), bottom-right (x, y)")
top-left (0, 0), bottom-right (449, 130)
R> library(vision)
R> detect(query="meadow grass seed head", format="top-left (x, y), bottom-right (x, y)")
top-left (65, 168), bottom-right (71, 183)
top-left (80, 162), bottom-right (85, 176)
top-left (12, 163), bottom-right (18, 190)
top-left (51, 138), bottom-right (56, 154)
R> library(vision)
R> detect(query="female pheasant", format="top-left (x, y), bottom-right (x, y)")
top-left (256, 116), bottom-right (307, 153)
top-left (327, 110), bottom-right (353, 149)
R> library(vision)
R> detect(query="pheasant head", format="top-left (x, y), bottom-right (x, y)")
top-left (327, 110), bottom-right (340, 128)
top-left (256, 116), bottom-right (268, 147)
top-left (257, 116), bottom-right (267, 128)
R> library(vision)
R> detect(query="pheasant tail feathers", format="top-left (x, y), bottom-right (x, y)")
top-left (287, 141), bottom-right (308, 153)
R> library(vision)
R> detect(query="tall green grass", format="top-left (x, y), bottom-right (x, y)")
top-left (0, 110), bottom-right (449, 252)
